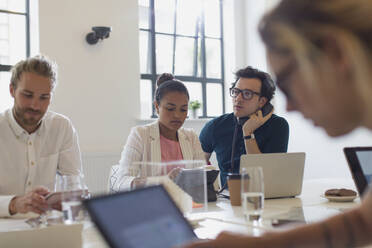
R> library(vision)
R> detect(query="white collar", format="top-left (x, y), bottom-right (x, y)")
top-left (7, 108), bottom-right (46, 137)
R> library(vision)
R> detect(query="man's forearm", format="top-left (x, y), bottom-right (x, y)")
top-left (204, 152), bottom-right (212, 163)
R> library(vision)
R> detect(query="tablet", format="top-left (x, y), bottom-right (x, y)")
top-left (84, 185), bottom-right (197, 248)
top-left (344, 147), bottom-right (372, 196)
top-left (174, 169), bottom-right (219, 203)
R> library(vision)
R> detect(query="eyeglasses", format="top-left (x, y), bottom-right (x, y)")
top-left (229, 87), bottom-right (261, 100)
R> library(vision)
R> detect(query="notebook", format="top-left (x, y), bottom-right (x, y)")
top-left (240, 152), bottom-right (306, 198)
top-left (84, 185), bottom-right (197, 248)
top-left (344, 146), bottom-right (372, 196)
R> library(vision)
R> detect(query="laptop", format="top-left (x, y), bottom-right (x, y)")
top-left (84, 185), bottom-right (197, 248)
top-left (344, 146), bottom-right (372, 196)
top-left (240, 152), bottom-right (306, 198)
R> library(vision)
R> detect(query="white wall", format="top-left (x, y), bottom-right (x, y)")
top-left (234, 0), bottom-right (268, 72)
top-left (275, 92), bottom-right (372, 180)
top-left (39, 0), bottom-right (140, 156)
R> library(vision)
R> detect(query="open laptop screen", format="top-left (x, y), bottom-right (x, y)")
top-left (344, 147), bottom-right (372, 195)
top-left (355, 151), bottom-right (372, 183)
top-left (84, 185), bottom-right (197, 248)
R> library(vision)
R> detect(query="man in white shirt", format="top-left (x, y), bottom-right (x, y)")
top-left (0, 55), bottom-right (83, 217)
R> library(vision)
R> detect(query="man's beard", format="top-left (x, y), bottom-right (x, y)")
top-left (13, 105), bottom-right (44, 127)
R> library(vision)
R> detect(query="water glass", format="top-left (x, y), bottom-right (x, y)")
top-left (38, 182), bottom-right (62, 226)
top-left (57, 175), bottom-right (90, 224)
top-left (241, 167), bottom-right (264, 223)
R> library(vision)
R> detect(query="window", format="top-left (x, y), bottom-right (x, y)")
top-left (139, 0), bottom-right (225, 118)
top-left (0, 0), bottom-right (30, 112)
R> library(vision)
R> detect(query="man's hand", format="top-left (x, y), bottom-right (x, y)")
top-left (9, 186), bottom-right (50, 215)
top-left (242, 109), bottom-right (273, 136)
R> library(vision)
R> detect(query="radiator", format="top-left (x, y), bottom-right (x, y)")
top-left (82, 153), bottom-right (120, 195)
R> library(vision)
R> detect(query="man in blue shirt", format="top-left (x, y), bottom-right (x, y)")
top-left (199, 66), bottom-right (289, 188)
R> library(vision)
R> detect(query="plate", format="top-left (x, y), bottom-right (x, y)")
top-left (322, 195), bottom-right (357, 202)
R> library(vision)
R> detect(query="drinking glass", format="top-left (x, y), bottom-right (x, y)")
top-left (241, 167), bottom-right (264, 223)
top-left (57, 175), bottom-right (90, 224)
top-left (38, 182), bottom-right (61, 227)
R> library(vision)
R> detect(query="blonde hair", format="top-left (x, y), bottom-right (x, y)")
top-left (11, 55), bottom-right (58, 90)
top-left (259, 0), bottom-right (372, 120)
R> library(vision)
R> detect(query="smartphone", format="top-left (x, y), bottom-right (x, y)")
top-left (261, 103), bottom-right (273, 117)
top-left (45, 189), bottom-right (88, 211)
top-left (45, 192), bottom-right (63, 211)
top-left (238, 103), bottom-right (273, 126)
top-left (271, 219), bottom-right (306, 227)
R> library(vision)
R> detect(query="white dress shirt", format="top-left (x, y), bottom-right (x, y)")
top-left (0, 109), bottom-right (83, 216)
top-left (111, 121), bottom-right (205, 191)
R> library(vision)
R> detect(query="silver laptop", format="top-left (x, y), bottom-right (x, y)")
top-left (240, 152), bottom-right (306, 198)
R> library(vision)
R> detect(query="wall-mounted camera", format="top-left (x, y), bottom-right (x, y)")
top-left (86, 26), bottom-right (112, 45)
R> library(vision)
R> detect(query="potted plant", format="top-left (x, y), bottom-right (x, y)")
top-left (189, 100), bottom-right (201, 119)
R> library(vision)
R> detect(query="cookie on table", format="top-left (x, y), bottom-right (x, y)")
top-left (325, 188), bottom-right (357, 197)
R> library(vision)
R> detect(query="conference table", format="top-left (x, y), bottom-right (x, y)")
top-left (0, 178), bottom-right (363, 247)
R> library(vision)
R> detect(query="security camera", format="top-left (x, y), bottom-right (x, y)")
top-left (86, 26), bottom-right (112, 45)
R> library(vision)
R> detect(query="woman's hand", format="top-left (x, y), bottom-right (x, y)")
top-left (168, 167), bottom-right (182, 181)
top-left (130, 178), bottom-right (147, 189)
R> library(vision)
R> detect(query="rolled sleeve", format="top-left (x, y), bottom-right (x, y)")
top-left (113, 127), bottom-right (144, 191)
top-left (0, 195), bottom-right (15, 217)
top-left (190, 130), bottom-right (206, 161)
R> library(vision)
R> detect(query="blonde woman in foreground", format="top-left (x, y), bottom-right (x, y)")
top-left (183, 0), bottom-right (372, 247)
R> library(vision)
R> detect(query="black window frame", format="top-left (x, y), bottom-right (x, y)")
top-left (0, 0), bottom-right (31, 72)
top-left (139, 0), bottom-right (225, 118)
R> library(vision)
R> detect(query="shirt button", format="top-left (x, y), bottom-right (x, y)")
top-left (28, 141), bottom-right (32, 146)
top-left (31, 161), bottom-right (35, 166)
top-left (28, 181), bottom-right (31, 186)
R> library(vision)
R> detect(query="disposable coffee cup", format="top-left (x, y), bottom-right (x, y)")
top-left (227, 173), bottom-right (241, 206)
